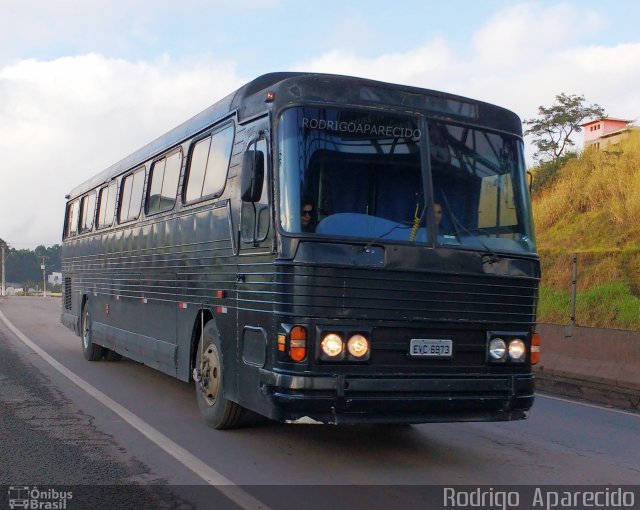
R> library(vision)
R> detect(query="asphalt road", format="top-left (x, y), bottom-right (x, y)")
top-left (1, 297), bottom-right (639, 510)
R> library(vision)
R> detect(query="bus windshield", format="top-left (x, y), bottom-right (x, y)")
top-left (278, 106), bottom-right (535, 253)
top-left (429, 121), bottom-right (535, 253)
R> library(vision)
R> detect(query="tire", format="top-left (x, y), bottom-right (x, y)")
top-left (81, 303), bottom-right (103, 361)
top-left (194, 323), bottom-right (244, 429)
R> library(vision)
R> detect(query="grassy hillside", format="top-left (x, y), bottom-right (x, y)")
top-left (532, 131), bottom-right (640, 329)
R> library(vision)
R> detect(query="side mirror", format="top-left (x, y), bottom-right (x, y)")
top-left (241, 150), bottom-right (264, 202)
top-left (527, 170), bottom-right (533, 194)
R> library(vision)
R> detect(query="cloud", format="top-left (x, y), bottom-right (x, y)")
top-left (0, 54), bottom-right (243, 248)
top-left (297, 38), bottom-right (459, 90)
top-left (472, 3), bottom-right (605, 70)
top-left (0, 0), bottom-right (277, 67)
top-left (528, 42), bottom-right (640, 118)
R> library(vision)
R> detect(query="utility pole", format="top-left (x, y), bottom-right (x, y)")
top-left (41, 256), bottom-right (47, 298)
top-left (1, 242), bottom-right (6, 297)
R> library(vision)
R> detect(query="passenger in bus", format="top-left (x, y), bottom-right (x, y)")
top-left (434, 202), bottom-right (443, 226)
top-left (301, 200), bottom-right (316, 232)
top-left (434, 201), bottom-right (454, 235)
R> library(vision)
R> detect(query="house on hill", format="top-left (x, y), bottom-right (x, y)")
top-left (581, 117), bottom-right (638, 150)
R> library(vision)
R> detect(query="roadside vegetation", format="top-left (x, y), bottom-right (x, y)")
top-left (0, 240), bottom-right (61, 293)
top-left (532, 131), bottom-right (640, 329)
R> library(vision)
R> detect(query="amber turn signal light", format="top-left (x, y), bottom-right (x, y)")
top-left (289, 326), bottom-right (307, 362)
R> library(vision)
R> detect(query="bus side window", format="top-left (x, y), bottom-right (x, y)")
top-left (64, 200), bottom-right (79, 238)
top-left (97, 182), bottom-right (117, 228)
top-left (79, 192), bottom-right (96, 233)
top-left (241, 138), bottom-right (270, 244)
top-left (148, 150), bottom-right (181, 213)
top-left (184, 123), bottom-right (234, 203)
top-left (119, 167), bottom-right (145, 223)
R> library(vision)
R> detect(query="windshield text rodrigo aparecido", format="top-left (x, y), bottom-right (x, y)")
top-left (302, 117), bottom-right (421, 140)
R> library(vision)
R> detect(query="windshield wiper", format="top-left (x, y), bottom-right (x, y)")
top-left (361, 222), bottom-right (412, 253)
top-left (361, 203), bottom-right (427, 253)
top-left (441, 193), bottom-right (502, 263)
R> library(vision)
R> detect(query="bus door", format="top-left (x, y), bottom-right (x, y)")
top-left (236, 125), bottom-right (273, 408)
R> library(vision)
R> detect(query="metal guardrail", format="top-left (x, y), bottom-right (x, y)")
top-left (534, 323), bottom-right (640, 410)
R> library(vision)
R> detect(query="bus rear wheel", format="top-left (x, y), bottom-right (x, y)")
top-left (195, 333), bottom-right (244, 430)
top-left (81, 305), bottom-right (103, 361)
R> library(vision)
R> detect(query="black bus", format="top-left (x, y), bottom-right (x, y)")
top-left (62, 72), bottom-right (540, 428)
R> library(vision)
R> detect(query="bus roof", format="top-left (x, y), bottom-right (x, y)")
top-left (67, 72), bottom-right (522, 200)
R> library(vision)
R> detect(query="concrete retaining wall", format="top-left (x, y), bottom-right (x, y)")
top-left (534, 323), bottom-right (640, 409)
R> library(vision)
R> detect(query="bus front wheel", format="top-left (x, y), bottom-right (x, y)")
top-left (195, 331), bottom-right (244, 430)
top-left (81, 304), bottom-right (103, 361)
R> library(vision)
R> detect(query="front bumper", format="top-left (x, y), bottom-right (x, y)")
top-left (259, 369), bottom-right (535, 424)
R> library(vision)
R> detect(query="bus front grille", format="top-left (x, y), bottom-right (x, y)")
top-left (274, 265), bottom-right (538, 326)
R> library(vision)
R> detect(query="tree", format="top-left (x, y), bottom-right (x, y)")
top-left (529, 152), bottom-right (577, 195)
top-left (524, 93), bottom-right (605, 163)
top-left (4, 244), bottom-right (61, 284)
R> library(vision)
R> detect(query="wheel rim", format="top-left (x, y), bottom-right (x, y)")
top-left (82, 310), bottom-right (90, 349)
top-left (200, 343), bottom-right (221, 406)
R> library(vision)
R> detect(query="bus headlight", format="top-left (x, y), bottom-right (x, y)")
top-left (488, 338), bottom-right (507, 361)
top-left (487, 332), bottom-right (531, 364)
top-left (321, 333), bottom-right (344, 358)
top-left (347, 334), bottom-right (369, 359)
top-left (508, 339), bottom-right (526, 362)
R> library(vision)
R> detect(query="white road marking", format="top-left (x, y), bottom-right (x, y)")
top-left (537, 392), bottom-right (640, 418)
top-left (0, 309), bottom-right (270, 510)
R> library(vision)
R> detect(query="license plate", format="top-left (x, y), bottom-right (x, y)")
top-left (409, 338), bottom-right (453, 358)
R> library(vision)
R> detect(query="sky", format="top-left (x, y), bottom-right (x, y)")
top-left (1, 0), bottom-right (639, 249)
